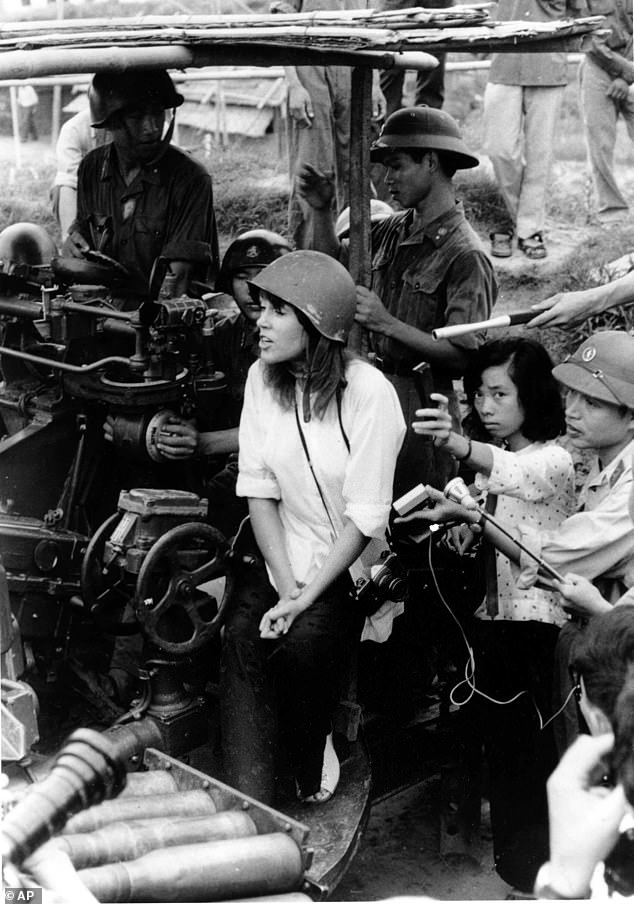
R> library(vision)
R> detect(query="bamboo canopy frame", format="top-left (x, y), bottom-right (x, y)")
top-left (0, 6), bottom-right (606, 320)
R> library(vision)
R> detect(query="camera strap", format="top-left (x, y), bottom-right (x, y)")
top-left (294, 390), bottom-right (349, 542)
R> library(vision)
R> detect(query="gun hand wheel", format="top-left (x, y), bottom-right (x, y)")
top-left (80, 512), bottom-right (140, 636)
top-left (134, 522), bottom-right (233, 656)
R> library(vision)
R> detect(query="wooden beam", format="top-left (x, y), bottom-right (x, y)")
top-left (347, 66), bottom-right (373, 357)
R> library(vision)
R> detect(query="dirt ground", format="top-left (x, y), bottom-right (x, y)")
top-left (336, 778), bottom-right (510, 902)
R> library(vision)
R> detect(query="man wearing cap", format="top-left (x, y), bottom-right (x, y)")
top-left (298, 105), bottom-right (497, 497)
top-left (512, 330), bottom-right (634, 754)
top-left (63, 70), bottom-right (219, 304)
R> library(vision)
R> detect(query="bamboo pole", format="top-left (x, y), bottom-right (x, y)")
top-left (347, 66), bottom-right (373, 358)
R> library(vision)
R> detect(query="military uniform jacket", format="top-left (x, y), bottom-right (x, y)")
top-left (368, 202), bottom-right (496, 393)
top-left (74, 143), bottom-right (218, 297)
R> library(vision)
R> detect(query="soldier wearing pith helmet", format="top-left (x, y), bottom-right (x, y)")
top-left (533, 330), bottom-right (634, 756)
top-left (63, 69), bottom-right (219, 304)
top-left (298, 104), bottom-right (498, 497)
top-left (296, 104), bottom-right (498, 733)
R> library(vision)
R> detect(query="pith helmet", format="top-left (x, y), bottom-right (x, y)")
top-left (370, 105), bottom-right (479, 169)
top-left (553, 330), bottom-right (634, 409)
top-left (248, 250), bottom-right (356, 343)
top-left (216, 230), bottom-right (292, 293)
top-left (89, 70), bottom-right (183, 128)
top-left (335, 199), bottom-right (394, 240)
top-left (0, 222), bottom-right (57, 266)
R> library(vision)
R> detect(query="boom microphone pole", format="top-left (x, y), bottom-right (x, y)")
top-left (432, 311), bottom-right (534, 341)
top-left (443, 477), bottom-right (565, 584)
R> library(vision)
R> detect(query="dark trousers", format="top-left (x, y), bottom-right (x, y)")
top-left (220, 558), bottom-right (360, 805)
top-left (552, 619), bottom-right (588, 756)
top-left (380, 53), bottom-right (447, 116)
top-left (464, 620), bottom-right (560, 892)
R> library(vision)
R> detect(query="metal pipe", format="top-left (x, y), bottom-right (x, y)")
top-left (78, 833), bottom-right (304, 903)
top-left (57, 300), bottom-right (133, 321)
top-left (0, 345), bottom-right (132, 374)
top-left (0, 297), bottom-right (42, 319)
top-left (62, 789), bottom-right (217, 835)
top-left (444, 477), bottom-right (565, 583)
top-left (54, 811), bottom-right (257, 869)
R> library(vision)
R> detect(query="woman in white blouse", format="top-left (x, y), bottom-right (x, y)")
top-left (220, 250), bottom-right (405, 806)
top-left (400, 337), bottom-right (576, 894)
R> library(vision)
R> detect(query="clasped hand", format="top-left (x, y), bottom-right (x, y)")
top-left (259, 587), bottom-right (306, 639)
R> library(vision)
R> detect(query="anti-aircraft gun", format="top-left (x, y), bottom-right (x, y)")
top-left (0, 221), bottom-right (240, 763)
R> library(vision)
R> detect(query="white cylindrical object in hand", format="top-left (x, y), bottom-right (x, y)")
top-left (444, 477), bottom-right (478, 509)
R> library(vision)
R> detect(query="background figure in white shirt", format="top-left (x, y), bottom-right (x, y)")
top-left (399, 337), bottom-right (575, 894)
top-left (220, 250), bottom-right (405, 806)
top-left (17, 84), bottom-right (38, 143)
top-left (51, 108), bottom-right (107, 241)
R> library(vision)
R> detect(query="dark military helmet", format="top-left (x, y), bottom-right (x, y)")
top-left (0, 222), bottom-right (57, 267)
top-left (215, 229), bottom-right (292, 293)
top-left (370, 105), bottom-right (479, 170)
top-left (88, 70), bottom-right (183, 129)
top-left (248, 250), bottom-right (356, 344)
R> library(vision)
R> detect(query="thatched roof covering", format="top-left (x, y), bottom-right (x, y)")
top-left (0, 7), bottom-right (606, 79)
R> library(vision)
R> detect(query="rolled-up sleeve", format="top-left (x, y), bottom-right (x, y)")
top-left (475, 443), bottom-right (574, 501)
top-left (342, 367), bottom-right (406, 537)
top-left (236, 364), bottom-right (281, 500)
top-left (520, 481), bottom-right (634, 581)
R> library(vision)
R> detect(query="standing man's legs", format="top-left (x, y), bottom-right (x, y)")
top-left (482, 82), bottom-right (524, 230)
top-left (414, 53), bottom-right (447, 109)
top-left (288, 65), bottom-right (350, 250)
top-left (380, 68), bottom-right (406, 119)
top-left (515, 85), bottom-right (564, 242)
top-left (580, 57), bottom-right (630, 223)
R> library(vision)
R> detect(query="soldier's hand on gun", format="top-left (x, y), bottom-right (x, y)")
top-left (259, 587), bottom-right (304, 639)
top-left (288, 84), bottom-right (314, 128)
top-left (62, 229), bottom-right (91, 259)
top-left (553, 572), bottom-right (611, 617)
top-left (412, 393), bottom-right (451, 444)
top-left (155, 417), bottom-right (199, 460)
top-left (296, 163), bottom-right (335, 210)
top-left (528, 289), bottom-right (601, 328)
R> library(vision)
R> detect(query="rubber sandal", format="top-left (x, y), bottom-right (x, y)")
top-left (518, 232), bottom-right (547, 260)
top-left (297, 732), bottom-right (340, 804)
top-left (490, 231), bottom-right (513, 258)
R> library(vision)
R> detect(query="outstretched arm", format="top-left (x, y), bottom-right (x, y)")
top-left (528, 270), bottom-right (634, 328)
